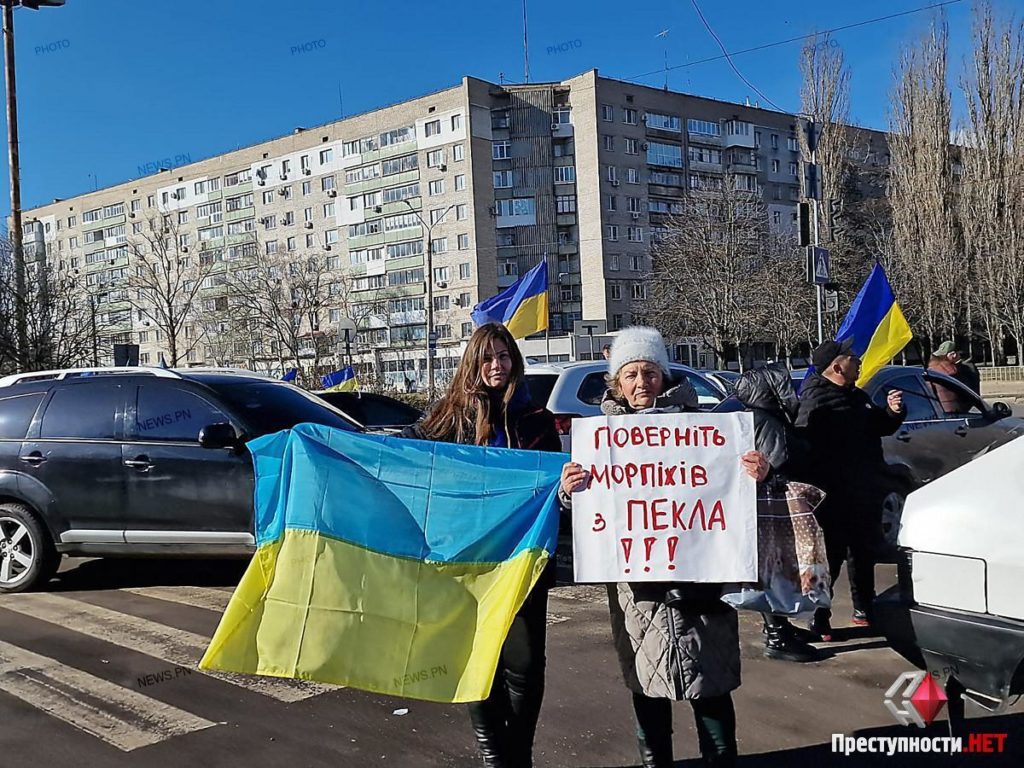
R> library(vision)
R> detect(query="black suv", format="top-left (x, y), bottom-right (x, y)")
top-left (0, 367), bottom-right (360, 593)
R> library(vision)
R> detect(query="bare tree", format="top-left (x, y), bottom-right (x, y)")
top-left (643, 175), bottom-right (770, 369)
top-left (959, 1), bottom-right (1024, 364)
top-left (127, 212), bottom-right (216, 366)
top-left (887, 18), bottom-right (962, 350)
top-left (0, 241), bottom-right (94, 372)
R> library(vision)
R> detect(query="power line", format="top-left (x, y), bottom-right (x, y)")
top-left (688, 0), bottom-right (786, 112)
top-left (626, 0), bottom-right (964, 83)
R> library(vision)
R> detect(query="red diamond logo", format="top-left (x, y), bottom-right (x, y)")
top-left (909, 674), bottom-right (948, 725)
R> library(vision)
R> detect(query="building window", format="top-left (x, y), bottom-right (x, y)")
top-left (554, 166), bottom-right (576, 184)
top-left (266, 240), bottom-right (278, 255)
top-left (458, 233), bottom-right (470, 250)
top-left (462, 322), bottom-right (473, 337)
top-left (459, 262), bottom-right (471, 279)
top-left (601, 104), bottom-right (614, 121)
top-left (427, 149), bottom-right (445, 168)
top-left (322, 176), bottom-right (336, 191)
top-left (605, 225), bottom-right (619, 241)
top-left (429, 179), bottom-right (445, 196)
top-left (608, 253), bottom-right (620, 271)
top-left (287, 236), bottom-right (297, 251)
top-left (646, 112), bottom-right (681, 132)
top-left (771, 134), bottom-right (779, 150)
top-left (606, 194), bottom-right (617, 212)
top-left (431, 237), bottom-right (448, 254)
top-left (623, 108), bottom-right (637, 125)
top-left (425, 119), bottom-right (442, 137)
top-left (453, 143), bottom-right (465, 162)
top-left (324, 202), bottom-right (336, 217)
top-left (772, 159), bottom-right (780, 173)
top-left (647, 142), bottom-right (683, 167)
top-left (302, 181), bottom-right (312, 195)
top-left (456, 203), bottom-right (468, 220)
top-left (789, 162), bottom-right (798, 176)
top-left (625, 138), bottom-right (638, 155)
top-left (687, 119), bottom-right (721, 136)
top-left (772, 211), bottom-right (782, 226)
top-left (629, 254), bottom-right (644, 271)
top-left (627, 168), bottom-right (640, 184)
top-left (493, 141), bottom-right (511, 160)
top-left (451, 114), bottom-right (462, 131)
top-left (631, 283), bottom-right (647, 300)
top-left (320, 148), bottom-right (334, 164)
top-left (627, 226), bottom-right (643, 242)
top-left (556, 195), bottom-right (576, 213)
top-left (787, 136), bottom-right (799, 151)
top-left (494, 170), bottom-right (513, 188)
top-left (609, 283), bottom-right (622, 300)
top-left (263, 190), bottom-right (274, 205)
top-left (602, 135), bottom-right (615, 151)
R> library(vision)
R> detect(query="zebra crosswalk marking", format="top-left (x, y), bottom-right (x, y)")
top-left (0, 593), bottom-right (337, 702)
top-left (0, 639), bottom-right (217, 752)
top-left (123, 586), bottom-right (232, 613)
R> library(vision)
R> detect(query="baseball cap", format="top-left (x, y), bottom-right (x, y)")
top-left (811, 338), bottom-right (856, 370)
top-left (933, 341), bottom-right (957, 357)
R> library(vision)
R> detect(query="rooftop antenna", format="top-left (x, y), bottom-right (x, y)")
top-left (656, 29), bottom-right (670, 90)
top-left (338, 82), bottom-right (344, 118)
top-left (522, 0), bottom-right (530, 83)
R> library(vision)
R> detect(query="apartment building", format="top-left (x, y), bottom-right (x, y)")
top-left (21, 69), bottom-right (853, 382)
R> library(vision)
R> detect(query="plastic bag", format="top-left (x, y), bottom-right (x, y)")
top-left (721, 480), bottom-right (831, 615)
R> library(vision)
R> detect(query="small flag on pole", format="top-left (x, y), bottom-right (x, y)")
top-left (281, 368), bottom-right (298, 383)
top-left (321, 365), bottom-right (358, 392)
top-left (471, 261), bottom-right (549, 339)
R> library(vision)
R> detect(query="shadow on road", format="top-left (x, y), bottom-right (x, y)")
top-left (49, 557), bottom-right (247, 592)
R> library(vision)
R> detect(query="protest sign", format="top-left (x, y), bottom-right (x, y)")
top-left (571, 412), bottom-right (756, 583)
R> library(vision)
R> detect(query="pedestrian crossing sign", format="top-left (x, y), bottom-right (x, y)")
top-left (806, 246), bottom-right (831, 285)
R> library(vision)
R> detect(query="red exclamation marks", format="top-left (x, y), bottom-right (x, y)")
top-left (621, 538), bottom-right (633, 574)
top-left (667, 536), bottom-right (679, 571)
top-left (643, 536), bottom-right (656, 572)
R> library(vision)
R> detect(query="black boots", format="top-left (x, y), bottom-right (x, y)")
top-left (637, 732), bottom-right (673, 768)
top-left (763, 615), bottom-right (825, 663)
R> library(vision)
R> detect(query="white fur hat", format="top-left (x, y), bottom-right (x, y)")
top-left (608, 326), bottom-right (671, 377)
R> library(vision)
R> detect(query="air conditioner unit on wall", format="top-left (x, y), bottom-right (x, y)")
top-left (551, 123), bottom-right (560, 131)
top-left (631, 212), bottom-right (640, 220)
top-left (327, 189), bottom-right (337, 198)
top-left (303, 168), bottom-right (311, 175)
top-left (611, 180), bottom-right (620, 187)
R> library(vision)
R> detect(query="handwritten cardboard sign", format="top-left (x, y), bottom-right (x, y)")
top-left (571, 412), bottom-right (756, 583)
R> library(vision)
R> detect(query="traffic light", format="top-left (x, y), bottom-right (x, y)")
top-left (798, 202), bottom-right (811, 247)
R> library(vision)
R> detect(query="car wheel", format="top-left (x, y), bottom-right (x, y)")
top-left (880, 491), bottom-right (906, 551)
top-left (0, 503), bottom-right (58, 594)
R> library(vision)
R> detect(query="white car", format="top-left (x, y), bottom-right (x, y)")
top-left (874, 435), bottom-right (1024, 713)
top-left (524, 361), bottom-right (727, 450)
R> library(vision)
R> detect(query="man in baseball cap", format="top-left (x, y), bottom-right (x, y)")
top-left (796, 339), bottom-right (906, 641)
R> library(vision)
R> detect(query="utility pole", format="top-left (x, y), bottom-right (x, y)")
top-left (2, 0), bottom-right (65, 372)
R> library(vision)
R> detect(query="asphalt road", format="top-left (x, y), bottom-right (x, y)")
top-left (0, 557), bottom-right (1020, 768)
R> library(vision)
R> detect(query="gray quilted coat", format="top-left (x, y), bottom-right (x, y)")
top-left (599, 383), bottom-right (742, 700)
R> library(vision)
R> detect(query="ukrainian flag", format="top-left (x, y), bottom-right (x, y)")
top-left (835, 262), bottom-right (913, 387)
top-left (471, 260), bottom-right (549, 338)
top-left (199, 424), bottom-right (565, 703)
top-left (321, 365), bottom-right (358, 392)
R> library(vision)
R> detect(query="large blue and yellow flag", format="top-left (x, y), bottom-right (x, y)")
top-left (835, 262), bottom-right (913, 387)
top-left (320, 365), bottom-right (358, 392)
top-left (199, 424), bottom-right (565, 703)
top-left (471, 260), bottom-right (549, 338)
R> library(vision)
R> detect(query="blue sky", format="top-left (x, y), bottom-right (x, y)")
top-left (2, 0), bottom-right (978, 215)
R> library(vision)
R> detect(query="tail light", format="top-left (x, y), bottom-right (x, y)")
top-left (553, 413), bottom-right (580, 435)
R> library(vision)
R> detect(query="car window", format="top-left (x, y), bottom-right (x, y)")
top-left (871, 375), bottom-right (937, 422)
top-left (0, 392), bottom-right (44, 439)
top-left (577, 372), bottom-right (608, 406)
top-left (202, 381), bottom-right (358, 435)
top-left (679, 370), bottom-right (723, 405)
top-left (135, 385), bottom-right (229, 442)
top-left (525, 374), bottom-right (559, 409)
top-left (923, 373), bottom-right (984, 418)
top-left (357, 398), bottom-right (422, 426)
top-left (39, 383), bottom-right (122, 439)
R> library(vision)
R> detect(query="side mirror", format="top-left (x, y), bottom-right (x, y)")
top-left (991, 401), bottom-right (1012, 419)
top-left (198, 422), bottom-right (239, 449)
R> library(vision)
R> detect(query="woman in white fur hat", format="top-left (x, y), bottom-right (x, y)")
top-left (559, 326), bottom-right (767, 768)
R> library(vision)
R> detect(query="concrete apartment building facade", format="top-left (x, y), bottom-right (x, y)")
top-left (21, 69), bottom-right (823, 383)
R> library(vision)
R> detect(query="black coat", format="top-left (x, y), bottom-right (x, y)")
top-left (795, 372), bottom-right (905, 520)
top-left (733, 365), bottom-right (813, 483)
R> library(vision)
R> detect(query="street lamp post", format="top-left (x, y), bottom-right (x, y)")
top-left (402, 199), bottom-right (457, 401)
top-left (2, 0), bottom-right (64, 372)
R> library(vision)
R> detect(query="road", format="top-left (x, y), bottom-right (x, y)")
top-left (0, 557), bottom-right (1020, 767)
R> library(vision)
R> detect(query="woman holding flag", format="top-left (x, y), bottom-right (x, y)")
top-left (401, 322), bottom-right (561, 768)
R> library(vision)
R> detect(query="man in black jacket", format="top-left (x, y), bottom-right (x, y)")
top-left (796, 340), bottom-right (905, 640)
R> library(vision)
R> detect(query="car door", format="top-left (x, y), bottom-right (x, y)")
top-left (871, 373), bottom-right (949, 484)
top-left (919, 371), bottom-right (1016, 468)
top-left (122, 381), bottom-right (253, 543)
top-left (19, 380), bottom-right (128, 538)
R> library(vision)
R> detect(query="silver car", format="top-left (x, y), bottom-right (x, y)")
top-left (524, 361), bottom-right (727, 450)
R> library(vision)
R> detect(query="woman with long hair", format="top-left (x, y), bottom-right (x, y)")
top-left (402, 322), bottom-right (561, 768)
